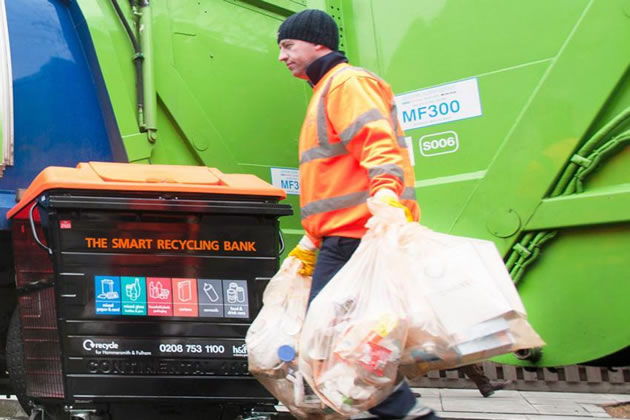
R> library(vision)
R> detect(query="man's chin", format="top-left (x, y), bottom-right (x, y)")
top-left (292, 71), bottom-right (308, 80)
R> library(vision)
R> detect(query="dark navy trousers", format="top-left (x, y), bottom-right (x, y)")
top-left (308, 236), bottom-right (416, 419)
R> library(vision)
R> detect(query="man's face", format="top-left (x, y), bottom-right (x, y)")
top-left (278, 39), bottom-right (321, 80)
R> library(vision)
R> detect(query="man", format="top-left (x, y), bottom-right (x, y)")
top-left (277, 9), bottom-right (440, 420)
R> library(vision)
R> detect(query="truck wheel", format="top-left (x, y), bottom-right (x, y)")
top-left (6, 308), bottom-right (31, 415)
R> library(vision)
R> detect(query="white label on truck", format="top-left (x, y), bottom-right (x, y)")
top-left (395, 78), bottom-right (482, 131)
top-left (419, 131), bottom-right (460, 157)
top-left (271, 167), bottom-right (300, 195)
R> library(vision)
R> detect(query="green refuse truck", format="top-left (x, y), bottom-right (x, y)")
top-left (0, 0), bottom-right (627, 418)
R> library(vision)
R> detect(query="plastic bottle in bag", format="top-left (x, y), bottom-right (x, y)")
top-left (277, 345), bottom-right (322, 409)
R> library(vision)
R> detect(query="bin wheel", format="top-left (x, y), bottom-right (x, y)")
top-left (0, 309), bottom-right (10, 374)
top-left (26, 406), bottom-right (67, 420)
top-left (5, 309), bottom-right (65, 419)
top-left (6, 307), bottom-right (32, 415)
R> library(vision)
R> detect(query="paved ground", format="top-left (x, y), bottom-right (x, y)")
top-left (0, 397), bottom-right (25, 420)
top-left (1, 388), bottom-right (629, 419)
top-left (413, 387), bottom-right (630, 420)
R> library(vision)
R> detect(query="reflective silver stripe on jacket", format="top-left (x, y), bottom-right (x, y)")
top-left (301, 187), bottom-right (417, 219)
top-left (391, 103), bottom-right (400, 133)
top-left (301, 66), bottom-right (401, 164)
top-left (401, 187), bottom-right (416, 200)
top-left (339, 108), bottom-right (388, 145)
top-left (349, 67), bottom-right (407, 149)
top-left (391, 103), bottom-right (408, 148)
top-left (301, 67), bottom-right (354, 164)
top-left (368, 163), bottom-right (404, 182)
top-left (301, 190), bottom-right (370, 219)
top-left (300, 142), bottom-right (347, 163)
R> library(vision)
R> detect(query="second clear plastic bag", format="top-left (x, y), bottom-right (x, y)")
top-left (298, 199), bottom-right (411, 417)
top-left (396, 225), bottom-right (545, 378)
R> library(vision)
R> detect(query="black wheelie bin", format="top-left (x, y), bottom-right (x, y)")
top-left (6, 162), bottom-right (293, 420)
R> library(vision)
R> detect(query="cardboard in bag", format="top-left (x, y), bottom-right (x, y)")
top-left (399, 225), bottom-right (545, 377)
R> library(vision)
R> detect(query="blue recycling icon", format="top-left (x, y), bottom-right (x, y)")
top-left (94, 276), bottom-right (121, 315)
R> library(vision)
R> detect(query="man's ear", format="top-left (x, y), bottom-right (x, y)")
top-left (314, 44), bottom-right (331, 53)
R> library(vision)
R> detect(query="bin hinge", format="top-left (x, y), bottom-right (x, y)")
top-left (16, 280), bottom-right (55, 295)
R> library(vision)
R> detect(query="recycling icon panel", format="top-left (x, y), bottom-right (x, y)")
top-left (93, 275), bottom-right (249, 319)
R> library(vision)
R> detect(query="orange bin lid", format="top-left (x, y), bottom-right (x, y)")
top-left (7, 162), bottom-right (287, 219)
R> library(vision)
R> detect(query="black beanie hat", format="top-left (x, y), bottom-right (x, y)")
top-left (277, 9), bottom-right (339, 51)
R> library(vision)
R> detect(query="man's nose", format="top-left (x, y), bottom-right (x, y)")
top-left (278, 49), bottom-right (287, 62)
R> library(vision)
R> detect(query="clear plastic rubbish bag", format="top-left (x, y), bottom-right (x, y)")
top-left (396, 223), bottom-right (545, 378)
top-left (246, 256), bottom-right (310, 375)
top-left (298, 199), bottom-right (411, 417)
top-left (246, 257), bottom-right (340, 419)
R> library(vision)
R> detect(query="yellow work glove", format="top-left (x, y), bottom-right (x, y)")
top-left (379, 194), bottom-right (413, 222)
top-left (288, 245), bottom-right (317, 276)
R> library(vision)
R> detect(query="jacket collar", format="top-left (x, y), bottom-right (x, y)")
top-left (306, 51), bottom-right (349, 87)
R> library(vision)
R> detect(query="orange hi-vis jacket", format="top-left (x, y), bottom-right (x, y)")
top-left (299, 62), bottom-right (420, 247)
